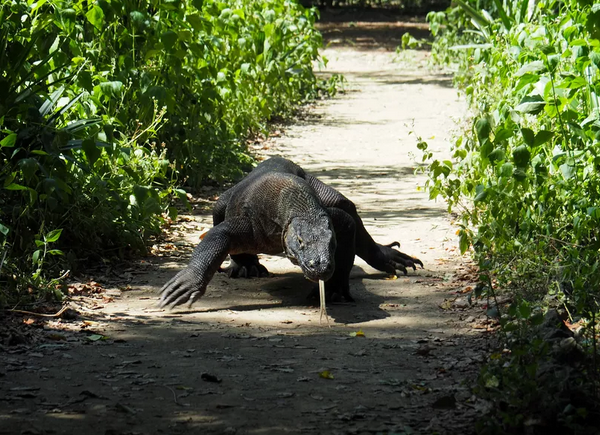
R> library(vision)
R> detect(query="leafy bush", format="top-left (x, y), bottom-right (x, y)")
top-left (420, 0), bottom-right (600, 431)
top-left (0, 0), bottom-right (328, 306)
top-left (300, 0), bottom-right (451, 14)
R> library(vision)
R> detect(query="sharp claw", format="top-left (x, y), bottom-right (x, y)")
top-left (187, 292), bottom-right (199, 309)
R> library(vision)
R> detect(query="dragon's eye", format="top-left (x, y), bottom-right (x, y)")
top-left (297, 236), bottom-right (304, 246)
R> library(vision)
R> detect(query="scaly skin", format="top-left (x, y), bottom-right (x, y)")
top-left (159, 157), bottom-right (423, 309)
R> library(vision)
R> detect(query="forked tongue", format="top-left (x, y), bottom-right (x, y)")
top-left (319, 280), bottom-right (330, 327)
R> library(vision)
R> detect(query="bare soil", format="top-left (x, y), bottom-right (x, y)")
top-left (1, 40), bottom-right (496, 435)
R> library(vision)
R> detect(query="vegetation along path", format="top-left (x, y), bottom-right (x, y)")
top-left (1, 47), bottom-right (496, 434)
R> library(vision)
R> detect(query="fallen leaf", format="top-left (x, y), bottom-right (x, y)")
top-left (349, 330), bottom-right (365, 337)
top-left (319, 370), bottom-right (334, 380)
top-left (439, 300), bottom-right (453, 310)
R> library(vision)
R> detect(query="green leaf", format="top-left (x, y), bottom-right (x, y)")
top-left (494, 127), bottom-right (513, 142)
top-left (588, 207), bottom-right (600, 220)
top-left (475, 117), bottom-right (491, 144)
top-left (521, 128), bottom-right (534, 146)
top-left (40, 86), bottom-right (66, 117)
top-left (513, 168), bottom-right (527, 181)
top-left (516, 95), bottom-right (546, 114)
top-left (534, 130), bottom-right (553, 146)
top-left (488, 148), bottom-right (505, 162)
top-left (19, 158), bottom-right (39, 180)
top-left (187, 13), bottom-right (205, 31)
top-left (82, 138), bottom-right (102, 166)
top-left (546, 54), bottom-right (560, 73)
top-left (590, 51), bottom-right (600, 69)
top-left (560, 162), bottom-right (576, 179)
top-left (500, 162), bottom-right (514, 177)
top-left (569, 39), bottom-right (588, 46)
top-left (454, 0), bottom-right (490, 29)
top-left (480, 139), bottom-right (493, 160)
top-left (530, 312), bottom-right (544, 326)
top-left (474, 189), bottom-right (488, 202)
top-left (162, 31), bottom-right (178, 51)
top-left (1, 133), bottom-right (16, 148)
top-left (518, 301), bottom-right (531, 319)
top-left (0, 223), bottom-right (9, 236)
top-left (168, 206), bottom-right (178, 221)
top-left (99, 81), bottom-right (124, 98)
top-left (513, 145), bottom-right (531, 167)
top-left (484, 374), bottom-right (499, 389)
top-left (45, 229), bottom-right (63, 243)
top-left (459, 230), bottom-right (470, 254)
top-left (567, 77), bottom-right (587, 90)
top-left (3, 173), bottom-right (16, 188)
top-left (515, 61), bottom-right (545, 77)
top-left (5, 183), bottom-right (28, 191)
top-left (491, 0), bottom-right (511, 29)
top-left (86, 5), bottom-right (105, 30)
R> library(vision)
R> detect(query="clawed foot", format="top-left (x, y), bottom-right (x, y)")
top-left (378, 242), bottom-right (423, 276)
top-left (219, 255), bottom-right (269, 278)
top-left (159, 268), bottom-right (205, 309)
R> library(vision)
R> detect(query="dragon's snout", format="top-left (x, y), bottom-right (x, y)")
top-left (303, 256), bottom-right (335, 282)
top-left (285, 216), bottom-right (337, 282)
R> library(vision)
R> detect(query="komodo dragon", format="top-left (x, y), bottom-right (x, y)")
top-left (159, 157), bottom-right (423, 309)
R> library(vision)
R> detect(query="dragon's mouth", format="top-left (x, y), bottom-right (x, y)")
top-left (285, 249), bottom-right (334, 282)
top-left (300, 264), bottom-right (334, 283)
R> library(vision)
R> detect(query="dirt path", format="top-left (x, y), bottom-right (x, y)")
top-left (1, 48), bottom-right (494, 435)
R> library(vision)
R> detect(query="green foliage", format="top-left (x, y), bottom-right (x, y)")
top-left (422, 0), bottom-right (600, 431)
top-left (0, 0), bottom-right (328, 306)
top-left (300, 0), bottom-right (451, 13)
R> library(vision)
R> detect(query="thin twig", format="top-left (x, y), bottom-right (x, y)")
top-left (7, 304), bottom-right (69, 318)
top-left (161, 385), bottom-right (183, 406)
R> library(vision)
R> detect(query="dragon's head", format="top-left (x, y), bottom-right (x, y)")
top-left (284, 215), bottom-right (336, 282)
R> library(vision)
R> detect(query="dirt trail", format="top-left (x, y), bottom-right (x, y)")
top-left (1, 48), bottom-right (493, 435)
